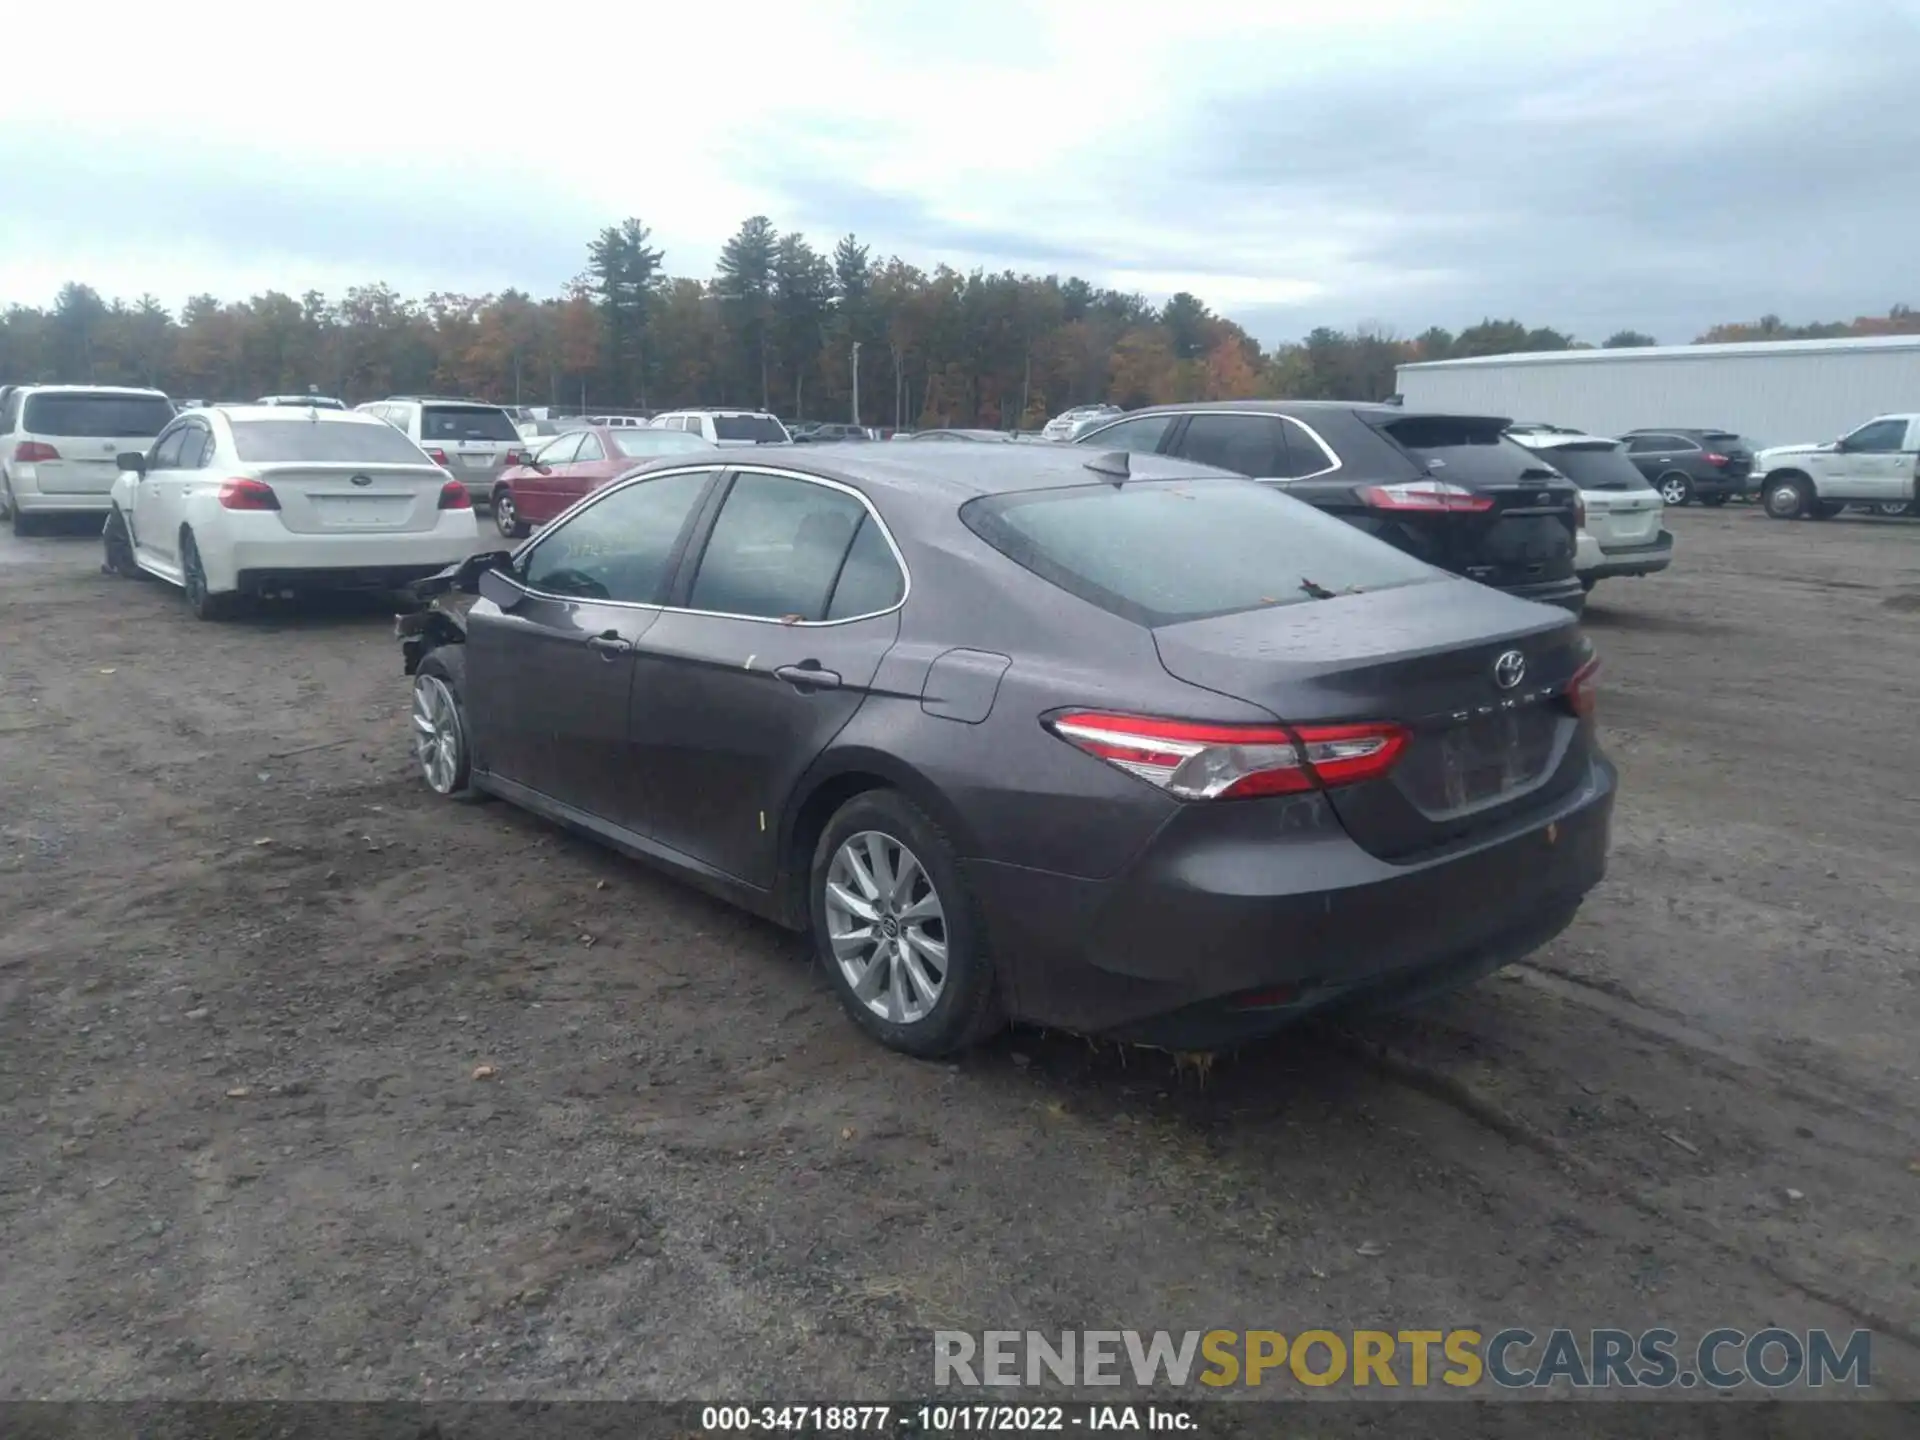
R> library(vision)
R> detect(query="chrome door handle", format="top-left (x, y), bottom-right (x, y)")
top-left (586, 633), bottom-right (632, 658)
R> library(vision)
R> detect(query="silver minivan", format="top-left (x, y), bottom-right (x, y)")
top-left (0, 385), bottom-right (177, 535)
top-left (358, 396), bottom-right (526, 507)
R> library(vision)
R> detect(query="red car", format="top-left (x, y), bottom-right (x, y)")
top-left (490, 425), bottom-right (719, 538)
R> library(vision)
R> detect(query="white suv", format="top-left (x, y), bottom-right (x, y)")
top-left (1510, 430), bottom-right (1673, 593)
top-left (0, 384), bottom-right (176, 535)
top-left (357, 396), bottom-right (526, 504)
top-left (648, 409), bottom-right (789, 446)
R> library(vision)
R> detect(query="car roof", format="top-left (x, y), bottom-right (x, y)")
top-left (16, 383), bottom-right (169, 397)
top-left (214, 404), bottom-right (394, 426)
top-left (1622, 426), bottom-right (1740, 436)
top-left (732, 438), bottom-right (1231, 504)
top-left (1115, 398), bottom-right (1462, 422)
top-left (1509, 430), bottom-right (1620, 449)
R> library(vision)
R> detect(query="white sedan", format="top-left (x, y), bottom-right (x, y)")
top-left (103, 405), bottom-right (482, 620)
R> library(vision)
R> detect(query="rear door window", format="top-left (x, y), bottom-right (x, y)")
top-left (962, 478), bottom-right (1437, 627)
top-left (23, 392), bottom-right (174, 438)
top-left (1373, 415), bottom-right (1562, 486)
top-left (1173, 413), bottom-right (1290, 478)
top-left (687, 473), bottom-right (872, 621)
top-left (1077, 414), bottom-right (1171, 454)
top-left (420, 405), bottom-right (519, 443)
top-left (231, 420), bottom-right (430, 464)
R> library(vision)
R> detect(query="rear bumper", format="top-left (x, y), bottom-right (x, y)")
top-left (1583, 530), bottom-right (1673, 581)
top-left (1497, 573), bottom-right (1586, 614)
top-left (969, 756), bottom-right (1615, 1047)
top-left (8, 473), bottom-right (113, 514)
top-left (197, 516), bottom-right (482, 594)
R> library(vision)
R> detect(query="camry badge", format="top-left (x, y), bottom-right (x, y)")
top-left (1493, 649), bottom-right (1526, 690)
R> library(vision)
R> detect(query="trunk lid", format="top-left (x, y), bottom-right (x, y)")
top-left (1353, 413), bottom-right (1580, 590)
top-left (254, 463), bottom-right (452, 535)
top-left (1153, 580), bottom-right (1593, 860)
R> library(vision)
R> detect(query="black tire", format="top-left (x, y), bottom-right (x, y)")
top-left (493, 487), bottom-right (530, 539)
top-left (809, 789), bottom-right (1003, 1057)
top-left (180, 529), bottom-right (236, 620)
top-left (5, 476), bottom-right (39, 537)
top-left (1700, 492), bottom-right (1728, 507)
top-left (1810, 500), bottom-right (1843, 520)
top-left (1657, 472), bottom-right (1693, 506)
top-left (1763, 476), bottom-right (1811, 520)
top-left (102, 508), bottom-right (145, 579)
top-left (411, 648), bottom-right (481, 800)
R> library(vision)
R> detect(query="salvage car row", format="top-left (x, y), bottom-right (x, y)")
top-left (0, 381), bottom-right (1879, 1063)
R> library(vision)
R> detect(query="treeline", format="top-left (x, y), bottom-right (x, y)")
top-left (3, 216), bottom-right (1916, 426)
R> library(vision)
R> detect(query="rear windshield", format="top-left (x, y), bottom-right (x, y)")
top-left (23, 392), bottom-right (174, 438)
top-left (1702, 431), bottom-right (1746, 448)
top-left (231, 420), bottom-right (431, 464)
top-left (1536, 443), bottom-right (1651, 491)
top-left (421, 404), bottom-right (519, 443)
top-left (613, 429), bottom-right (713, 458)
top-left (962, 479), bottom-right (1437, 627)
top-left (1374, 415), bottom-right (1563, 486)
top-left (712, 414), bottom-right (787, 443)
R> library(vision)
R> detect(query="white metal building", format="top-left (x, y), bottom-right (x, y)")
top-left (1394, 335), bottom-right (1920, 448)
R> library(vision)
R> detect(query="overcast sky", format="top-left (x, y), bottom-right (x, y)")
top-left (1, 0), bottom-right (1914, 347)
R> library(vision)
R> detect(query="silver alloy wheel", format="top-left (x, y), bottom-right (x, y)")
top-left (1659, 476), bottom-right (1690, 505)
top-left (494, 491), bottom-right (519, 536)
top-left (411, 674), bottom-right (463, 794)
top-left (824, 830), bottom-right (948, 1024)
top-left (1875, 501), bottom-right (1910, 516)
top-left (1767, 482), bottom-right (1803, 518)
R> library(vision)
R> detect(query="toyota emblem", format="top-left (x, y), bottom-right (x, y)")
top-left (350, 474), bottom-right (373, 487)
top-left (1492, 649), bottom-right (1526, 690)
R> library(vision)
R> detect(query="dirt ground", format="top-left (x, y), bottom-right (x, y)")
top-left (2, 503), bottom-right (1917, 1409)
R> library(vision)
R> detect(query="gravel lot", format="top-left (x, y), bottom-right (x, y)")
top-left (2, 505), bottom-right (1917, 1408)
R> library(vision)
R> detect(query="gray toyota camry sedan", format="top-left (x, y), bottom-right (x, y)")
top-left (398, 443), bottom-right (1614, 1056)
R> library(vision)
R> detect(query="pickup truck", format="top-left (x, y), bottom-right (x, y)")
top-left (1755, 414), bottom-right (1920, 519)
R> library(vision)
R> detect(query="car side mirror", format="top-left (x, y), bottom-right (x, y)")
top-left (117, 452), bottom-right (147, 474)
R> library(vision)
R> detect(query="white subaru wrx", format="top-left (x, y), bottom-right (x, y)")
top-left (104, 405), bottom-right (481, 620)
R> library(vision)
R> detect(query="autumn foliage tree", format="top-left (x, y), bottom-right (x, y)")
top-left (0, 216), bottom-right (1909, 424)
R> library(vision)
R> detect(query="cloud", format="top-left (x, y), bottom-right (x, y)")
top-left (0, 0), bottom-right (1915, 347)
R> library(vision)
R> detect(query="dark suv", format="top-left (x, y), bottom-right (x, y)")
top-left (1617, 429), bottom-right (1756, 506)
top-left (1076, 401), bottom-right (1585, 612)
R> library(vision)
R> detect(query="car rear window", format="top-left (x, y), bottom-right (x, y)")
top-left (420, 405), bottom-right (520, 443)
top-left (613, 430), bottom-right (713, 458)
top-left (1536, 443), bottom-right (1651, 492)
top-left (231, 420), bottom-right (431, 464)
top-left (1373, 415), bottom-right (1562, 486)
top-left (962, 479), bottom-right (1437, 627)
top-left (1702, 431), bottom-right (1745, 448)
top-left (712, 414), bottom-right (787, 443)
top-left (23, 392), bottom-right (174, 438)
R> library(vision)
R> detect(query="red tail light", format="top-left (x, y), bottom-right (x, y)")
top-left (1702, 452), bottom-right (1728, 466)
top-left (217, 477), bottom-right (280, 511)
top-left (426, 447), bottom-right (451, 466)
top-left (1566, 657), bottom-right (1600, 718)
top-left (438, 480), bottom-right (472, 510)
top-left (1360, 480), bottom-right (1495, 513)
top-left (12, 441), bottom-right (59, 463)
top-left (506, 449), bottom-right (527, 467)
top-left (1046, 712), bottom-right (1407, 800)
